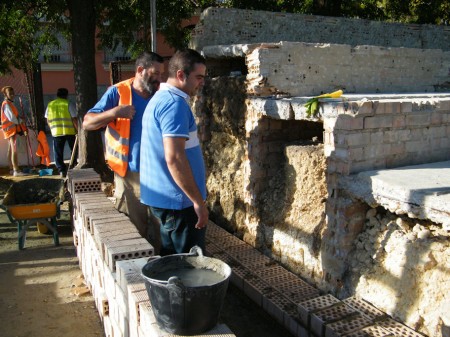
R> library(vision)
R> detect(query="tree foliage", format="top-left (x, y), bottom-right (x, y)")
top-left (0, 0), bottom-right (64, 75)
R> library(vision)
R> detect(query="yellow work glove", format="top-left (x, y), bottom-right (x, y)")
top-left (304, 89), bottom-right (343, 118)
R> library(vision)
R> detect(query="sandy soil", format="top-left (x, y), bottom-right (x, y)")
top-left (0, 176), bottom-right (104, 337)
top-left (0, 175), bottom-right (293, 337)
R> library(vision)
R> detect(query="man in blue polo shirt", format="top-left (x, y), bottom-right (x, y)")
top-left (140, 49), bottom-right (208, 256)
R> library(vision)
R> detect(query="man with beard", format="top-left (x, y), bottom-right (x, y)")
top-left (83, 51), bottom-right (164, 246)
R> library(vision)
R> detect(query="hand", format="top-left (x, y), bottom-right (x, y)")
top-left (115, 105), bottom-right (136, 119)
top-left (23, 131), bottom-right (28, 136)
top-left (193, 202), bottom-right (208, 229)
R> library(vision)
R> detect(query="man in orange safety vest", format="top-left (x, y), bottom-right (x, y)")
top-left (82, 52), bottom-right (164, 251)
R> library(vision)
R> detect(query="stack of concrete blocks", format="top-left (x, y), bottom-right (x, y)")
top-left (69, 168), bottom-right (154, 337)
top-left (68, 168), bottom-right (236, 337)
top-left (204, 221), bottom-right (426, 337)
top-left (67, 169), bottom-right (425, 336)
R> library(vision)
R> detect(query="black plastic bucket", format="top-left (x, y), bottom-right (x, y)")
top-left (141, 246), bottom-right (231, 335)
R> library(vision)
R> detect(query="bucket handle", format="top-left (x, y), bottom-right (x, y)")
top-left (147, 255), bottom-right (161, 262)
top-left (188, 245), bottom-right (203, 257)
top-left (167, 276), bottom-right (186, 295)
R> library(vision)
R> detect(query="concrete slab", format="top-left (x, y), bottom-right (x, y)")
top-left (339, 160), bottom-right (450, 230)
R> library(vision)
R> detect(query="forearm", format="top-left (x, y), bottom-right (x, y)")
top-left (82, 108), bottom-right (118, 130)
top-left (167, 155), bottom-right (204, 207)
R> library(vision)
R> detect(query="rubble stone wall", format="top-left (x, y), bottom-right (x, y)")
top-left (346, 207), bottom-right (450, 337)
top-left (191, 8), bottom-right (450, 337)
top-left (190, 7), bottom-right (450, 52)
top-left (194, 77), bottom-right (450, 337)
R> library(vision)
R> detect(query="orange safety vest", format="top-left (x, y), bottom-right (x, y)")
top-left (104, 78), bottom-right (133, 177)
top-left (1, 100), bottom-right (27, 139)
top-left (36, 130), bottom-right (51, 166)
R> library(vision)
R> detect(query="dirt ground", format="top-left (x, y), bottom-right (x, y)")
top-left (0, 174), bottom-right (293, 337)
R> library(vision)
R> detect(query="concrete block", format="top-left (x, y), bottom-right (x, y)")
top-left (128, 290), bottom-right (149, 336)
top-left (93, 219), bottom-right (135, 237)
top-left (103, 266), bottom-right (116, 299)
top-left (364, 115), bottom-right (393, 129)
top-left (106, 242), bottom-right (154, 271)
top-left (262, 290), bottom-right (295, 326)
top-left (103, 238), bottom-right (150, 261)
top-left (340, 323), bottom-right (394, 337)
top-left (97, 290), bottom-right (109, 317)
top-left (86, 209), bottom-right (123, 234)
top-left (212, 234), bottom-right (247, 249)
top-left (310, 303), bottom-right (359, 337)
top-left (343, 296), bottom-right (387, 321)
top-left (325, 314), bottom-right (373, 337)
top-left (95, 226), bottom-right (140, 250)
top-left (115, 283), bottom-right (128, 319)
top-left (243, 273), bottom-right (268, 307)
top-left (101, 233), bottom-right (144, 258)
top-left (298, 294), bottom-right (341, 327)
top-left (229, 264), bottom-right (249, 291)
top-left (71, 176), bottom-right (102, 194)
top-left (378, 318), bottom-right (427, 337)
top-left (110, 315), bottom-right (125, 337)
top-left (108, 295), bottom-right (119, 328)
top-left (117, 305), bottom-right (129, 337)
top-left (103, 315), bottom-right (113, 337)
top-left (138, 301), bottom-right (157, 332)
top-left (206, 221), bottom-right (232, 238)
top-left (227, 244), bottom-right (272, 269)
top-left (116, 258), bottom-right (149, 292)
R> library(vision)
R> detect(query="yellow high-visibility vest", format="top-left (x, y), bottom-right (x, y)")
top-left (47, 98), bottom-right (76, 137)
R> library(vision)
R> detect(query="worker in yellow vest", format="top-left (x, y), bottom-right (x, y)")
top-left (45, 88), bottom-right (78, 177)
top-left (1, 86), bottom-right (29, 176)
top-left (82, 51), bottom-right (164, 251)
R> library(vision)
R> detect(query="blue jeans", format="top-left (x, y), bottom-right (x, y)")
top-left (150, 206), bottom-right (206, 256)
top-left (53, 135), bottom-right (76, 173)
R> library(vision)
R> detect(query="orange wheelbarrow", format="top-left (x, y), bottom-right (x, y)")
top-left (0, 178), bottom-right (64, 250)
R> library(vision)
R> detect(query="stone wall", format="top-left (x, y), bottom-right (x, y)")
top-left (346, 207), bottom-right (450, 337)
top-left (191, 8), bottom-right (450, 337)
top-left (190, 7), bottom-right (450, 52)
top-left (194, 79), bottom-right (450, 336)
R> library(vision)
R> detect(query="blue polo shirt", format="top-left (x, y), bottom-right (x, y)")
top-left (88, 85), bottom-right (151, 172)
top-left (140, 83), bottom-right (206, 210)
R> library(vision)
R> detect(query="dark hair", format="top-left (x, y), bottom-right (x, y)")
top-left (135, 51), bottom-right (164, 70)
top-left (168, 49), bottom-right (205, 78)
top-left (57, 88), bottom-right (68, 98)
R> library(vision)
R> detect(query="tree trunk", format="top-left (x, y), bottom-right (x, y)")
top-left (67, 0), bottom-right (112, 181)
top-left (313, 0), bottom-right (342, 16)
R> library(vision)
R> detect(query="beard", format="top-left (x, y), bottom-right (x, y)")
top-left (141, 72), bottom-right (160, 96)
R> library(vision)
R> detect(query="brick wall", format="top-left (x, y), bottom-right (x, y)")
top-left (244, 42), bottom-right (450, 96)
top-left (190, 7), bottom-right (450, 52)
top-left (323, 97), bottom-right (450, 175)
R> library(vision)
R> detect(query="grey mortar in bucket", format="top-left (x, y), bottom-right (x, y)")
top-left (141, 246), bottom-right (231, 335)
